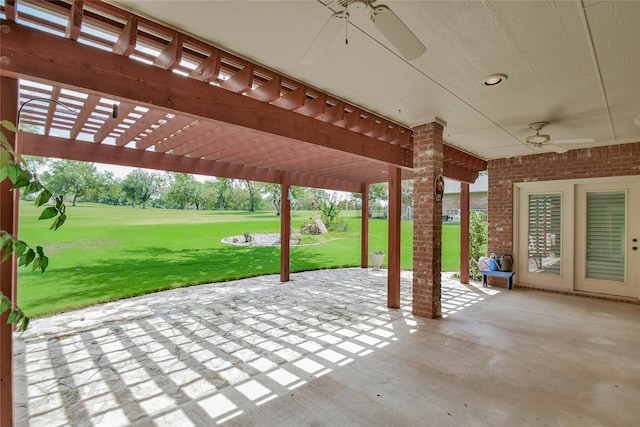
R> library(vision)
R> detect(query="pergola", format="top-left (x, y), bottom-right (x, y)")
top-left (0, 2), bottom-right (486, 424)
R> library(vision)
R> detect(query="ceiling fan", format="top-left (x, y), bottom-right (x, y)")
top-left (301, 0), bottom-right (426, 65)
top-left (525, 122), bottom-right (594, 153)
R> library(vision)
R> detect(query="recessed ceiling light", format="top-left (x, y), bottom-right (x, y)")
top-left (482, 73), bottom-right (508, 86)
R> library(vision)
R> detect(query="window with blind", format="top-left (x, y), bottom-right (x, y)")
top-left (528, 193), bottom-right (562, 275)
top-left (586, 191), bottom-right (626, 282)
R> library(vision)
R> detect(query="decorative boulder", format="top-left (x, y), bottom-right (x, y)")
top-left (243, 232), bottom-right (253, 243)
top-left (314, 219), bottom-right (328, 234)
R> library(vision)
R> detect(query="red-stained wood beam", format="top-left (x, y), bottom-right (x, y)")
top-left (115, 109), bottom-right (166, 146)
top-left (387, 165), bottom-right (402, 309)
top-left (153, 34), bottom-right (184, 70)
top-left (113, 16), bottom-right (137, 57)
top-left (43, 86), bottom-right (61, 135)
top-left (361, 182), bottom-right (369, 268)
top-left (345, 109), bottom-right (361, 131)
top-left (136, 115), bottom-right (193, 150)
top-left (190, 51), bottom-right (220, 83)
top-left (93, 102), bottom-right (135, 143)
top-left (69, 94), bottom-right (100, 139)
top-left (398, 130), bottom-right (411, 148)
top-left (247, 75), bottom-right (281, 102)
top-left (21, 132), bottom-right (362, 192)
top-left (280, 171), bottom-right (291, 282)
top-left (317, 100), bottom-right (344, 124)
top-left (385, 126), bottom-right (400, 144)
top-left (221, 64), bottom-right (253, 93)
top-left (374, 120), bottom-right (389, 140)
top-left (155, 121), bottom-right (212, 153)
top-left (3, 0), bottom-right (16, 21)
top-left (296, 93), bottom-right (326, 117)
top-left (21, 132), bottom-right (280, 182)
top-left (361, 115), bottom-right (375, 136)
top-left (172, 126), bottom-right (232, 156)
top-left (460, 182), bottom-right (470, 284)
top-left (271, 85), bottom-right (306, 110)
top-left (65, 0), bottom-right (84, 41)
top-left (0, 21), bottom-right (412, 168)
top-left (443, 161), bottom-right (479, 184)
top-left (0, 76), bottom-right (18, 427)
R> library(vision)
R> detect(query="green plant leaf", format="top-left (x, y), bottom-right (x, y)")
top-left (40, 255), bottom-right (49, 273)
top-left (1, 240), bottom-right (13, 262)
top-left (23, 180), bottom-right (42, 197)
top-left (23, 248), bottom-right (36, 266)
top-left (0, 148), bottom-right (10, 169)
top-left (12, 170), bottom-right (32, 189)
top-left (0, 165), bottom-right (8, 182)
top-left (6, 163), bottom-right (21, 184)
top-left (17, 316), bottom-right (29, 333)
top-left (1, 120), bottom-right (17, 132)
top-left (32, 256), bottom-right (41, 271)
top-left (7, 310), bottom-right (19, 324)
top-left (13, 240), bottom-right (27, 258)
top-left (0, 296), bottom-right (10, 315)
top-left (50, 213), bottom-right (66, 230)
top-left (38, 206), bottom-right (58, 220)
top-left (35, 189), bottom-right (52, 207)
top-left (36, 246), bottom-right (44, 258)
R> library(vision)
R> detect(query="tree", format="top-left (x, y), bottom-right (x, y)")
top-left (122, 169), bottom-right (162, 208)
top-left (167, 173), bottom-right (198, 209)
top-left (41, 160), bottom-right (100, 206)
top-left (244, 180), bottom-right (260, 212)
top-left (352, 183), bottom-right (388, 217)
top-left (214, 177), bottom-right (231, 210)
top-left (262, 184), bottom-right (304, 215)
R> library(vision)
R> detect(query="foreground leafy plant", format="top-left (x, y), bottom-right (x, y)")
top-left (0, 120), bottom-right (66, 331)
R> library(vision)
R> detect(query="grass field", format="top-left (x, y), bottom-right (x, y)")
top-left (17, 202), bottom-right (460, 317)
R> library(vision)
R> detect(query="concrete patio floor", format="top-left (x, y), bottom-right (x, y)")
top-left (13, 268), bottom-right (640, 426)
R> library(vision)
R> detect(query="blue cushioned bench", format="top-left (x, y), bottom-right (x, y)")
top-left (479, 270), bottom-right (516, 290)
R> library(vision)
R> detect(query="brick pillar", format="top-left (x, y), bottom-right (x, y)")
top-left (412, 121), bottom-right (444, 318)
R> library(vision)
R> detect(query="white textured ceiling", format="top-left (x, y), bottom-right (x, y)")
top-left (111, 0), bottom-right (640, 160)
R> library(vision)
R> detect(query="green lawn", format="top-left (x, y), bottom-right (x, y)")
top-left (17, 202), bottom-right (460, 317)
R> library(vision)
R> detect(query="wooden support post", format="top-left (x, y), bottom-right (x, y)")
top-left (460, 182), bottom-right (470, 284)
top-left (0, 76), bottom-right (18, 427)
top-left (361, 183), bottom-right (369, 268)
top-left (388, 166), bottom-right (402, 308)
top-left (280, 171), bottom-right (291, 282)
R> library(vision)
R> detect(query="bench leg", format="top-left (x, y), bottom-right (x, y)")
top-left (507, 276), bottom-right (512, 290)
top-left (482, 274), bottom-right (488, 287)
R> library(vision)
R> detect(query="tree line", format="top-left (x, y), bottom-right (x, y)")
top-left (27, 158), bottom-right (402, 213)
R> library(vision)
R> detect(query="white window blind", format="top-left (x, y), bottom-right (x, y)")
top-left (586, 191), bottom-right (626, 282)
top-left (528, 194), bottom-right (561, 275)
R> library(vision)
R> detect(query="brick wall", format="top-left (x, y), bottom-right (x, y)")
top-left (412, 122), bottom-right (444, 318)
top-left (488, 142), bottom-right (640, 258)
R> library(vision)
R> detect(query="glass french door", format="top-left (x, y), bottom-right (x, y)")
top-left (575, 181), bottom-right (639, 298)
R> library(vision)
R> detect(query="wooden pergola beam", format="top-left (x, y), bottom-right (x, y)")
top-left (19, 133), bottom-right (362, 192)
top-left (0, 20), bottom-right (412, 169)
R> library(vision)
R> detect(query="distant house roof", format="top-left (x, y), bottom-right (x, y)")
top-left (444, 174), bottom-right (488, 194)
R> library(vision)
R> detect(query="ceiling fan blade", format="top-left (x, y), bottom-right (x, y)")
top-left (371, 5), bottom-right (426, 60)
top-left (548, 144), bottom-right (569, 154)
top-left (552, 138), bottom-right (595, 144)
top-left (301, 11), bottom-right (347, 65)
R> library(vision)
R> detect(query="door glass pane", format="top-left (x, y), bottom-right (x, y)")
top-left (586, 191), bottom-right (626, 282)
top-left (528, 194), bottom-right (561, 275)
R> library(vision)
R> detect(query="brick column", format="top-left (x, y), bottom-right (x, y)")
top-left (412, 121), bottom-right (444, 318)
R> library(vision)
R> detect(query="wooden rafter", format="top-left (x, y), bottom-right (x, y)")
top-left (43, 86), bottom-right (61, 135)
top-left (153, 33), bottom-right (184, 70)
top-left (154, 121), bottom-right (212, 153)
top-left (93, 102), bottom-right (135, 143)
top-left (135, 115), bottom-right (193, 150)
top-left (113, 16), bottom-right (137, 57)
top-left (65, 0), bottom-right (84, 41)
top-left (69, 94), bottom-right (100, 139)
top-left (115, 109), bottom-right (166, 147)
